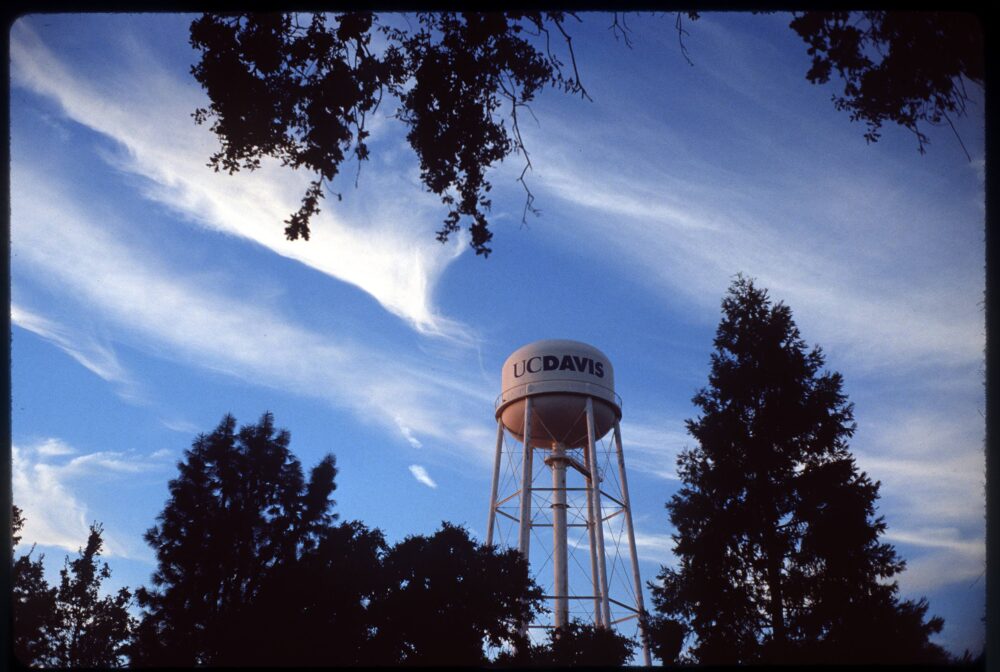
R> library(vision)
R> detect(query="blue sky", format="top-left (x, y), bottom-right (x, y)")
top-left (9, 12), bottom-right (985, 657)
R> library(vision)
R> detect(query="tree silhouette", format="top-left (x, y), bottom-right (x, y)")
top-left (494, 619), bottom-right (635, 667)
top-left (189, 12), bottom-right (589, 257)
top-left (190, 11), bottom-right (982, 254)
top-left (11, 507), bottom-right (133, 668)
top-left (11, 505), bottom-right (58, 667)
top-left (131, 412), bottom-right (342, 666)
top-left (131, 413), bottom-right (544, 666)
top-left (790, 11), bottom-right (983, 157)
top-left (51, 525), bottom-right (134, 667)
top-left (368, 521), bottom-right (543, 666)
top-left (650, 276), bottom-right (950, 664)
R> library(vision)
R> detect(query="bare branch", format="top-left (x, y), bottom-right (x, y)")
top-left (675, 12), bottom-right (694, 67)
top-left (608, 12), bottom-right (634, 48)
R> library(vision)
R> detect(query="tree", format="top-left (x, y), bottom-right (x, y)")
top-left (11, 507), bottom-right (133, 668)
top-left (11, 505), bottom-right (58, 667)
top-left (51, 525), bottom-right (134, 667)
top-left (189, 12), bottom-right (982, 254)
top-left (131, 412), bottom-right (343, 666)
top-left (650, 276), bottom-right (950, 664)
top-left (790, 11), bottom-right (984, 157)
top-left (132, 413), bottom-right (546, 666)
top-left (493, 619), bottom-right (636, 667)
top-left (189, 12), bottom-right (588, 257)
top-left (368, 521), bottom-right (543, 666)
top-left (542, 620), bottom-right (635, 666)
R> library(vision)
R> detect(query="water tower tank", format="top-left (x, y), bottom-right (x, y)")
top-left (496, 339), bottom-right (621, 448)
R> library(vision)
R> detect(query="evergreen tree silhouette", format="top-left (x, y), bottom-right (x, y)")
top-left (649, 276), bottom-right (949, 664)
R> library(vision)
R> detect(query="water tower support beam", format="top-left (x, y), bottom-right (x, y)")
top-left (613, 421), bottom-right (652, 666)
top-left (517, 398), bottom-right (534, 557)
top-left (486, 419), bottom-right (505, 547)
top-left (546, 443), bottom-right (570, 629)
top-left (585, 397), bottom-right (612, 628)
top-left (585, 463), bottom-right (601, 625)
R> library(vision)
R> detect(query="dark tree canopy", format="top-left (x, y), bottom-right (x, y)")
top-left (190, 11), bottom-right (982, 256)
top-left (190, 11), bottom-right (587, 257)
top-left (543, 620), bottom-right (636, 666)
top-left (131, 412), bottom-right (341, 666)
top-left (130, 412), bottom-right (543, 667)
top-left (649, 276), bottom-right (950, 665)
top-left (51, 525), bottom-right (135, 667)
top-left (11, 505), bottom-right (58, 666)
top-left (790, 11), bottom-right (984, 155)
top-left (11, 508), bottom-right (133, 668)
top-left (368, 521), bottom-right (543, 666)
top-left (494, 619), bottom-right (636, 667)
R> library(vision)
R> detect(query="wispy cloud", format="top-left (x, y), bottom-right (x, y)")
top-left (883, 525), bottom-right (986, 595)
top-left (12, 439), bottom-right (168, 560)
top-left (10, 18), bottom-right (469, 339)
top-left (408, 464), bottom-right (438, 489)
top-left (12, 304), bottom-right (132, 387)
top-left (531, 155), bottom-right (983, 375)
top-left (11, 160), bottom-right (495, 462)
top-left (34, 438), bottom-right (77, 457)
top-left (855, 409), bottom-right (985, 533)
top-left (619, 420), bottom-right (689, 480)
top-left (632, 530), bottom-right (678, 567)
top-left (396, 419), bottom-right (424, 449)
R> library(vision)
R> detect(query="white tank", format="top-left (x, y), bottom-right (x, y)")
top-left (496, 339), bottom-right (621, 448)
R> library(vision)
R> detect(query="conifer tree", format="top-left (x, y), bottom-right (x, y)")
top-left (650, 276), bottom-right (949, 664)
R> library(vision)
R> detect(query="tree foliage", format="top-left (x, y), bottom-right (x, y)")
top-left (790, 11), bottom-right (983, 156)
top-left (189, 11), bottom-right (588, 257)
top-left (131, 412), bottom-right (542, 666)
top-left (51, 525), bottom-right (135, 667)
top-left (11, 507), bottom-right (133, 668)
top-left (11, 505), bottom-right (58, 666)
top-left (131, 412), bottom-right (341, 665)
top-left (369, 522), bottom-right (543, 666)
top-left (190, 11), bottom-right (982, 255)
top-left (493, 619), bottom-right (636, 667)
top-left (650, 276), bottom-right (950, 665)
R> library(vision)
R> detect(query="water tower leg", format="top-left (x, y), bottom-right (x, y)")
top-left (546, 443), bottom-right (570, 630)
top-left (517, 397), bottom-right (534, 556)
top-left (585, 466), bottom-right (601, 626)
top-left (517, 398), bottom-right (535, 640)
top-left (486, 419), bottom-right (504, 547)
top-left (613, 421), bottom-right (652, 666)
top-left (585, 397), bottom-right (612, 628)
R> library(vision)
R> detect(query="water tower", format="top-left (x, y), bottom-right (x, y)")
top-left (486, 339), bottom-right (650, 664)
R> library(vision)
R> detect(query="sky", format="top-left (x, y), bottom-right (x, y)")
top-left (8, 12), bottom-right (986, 658)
